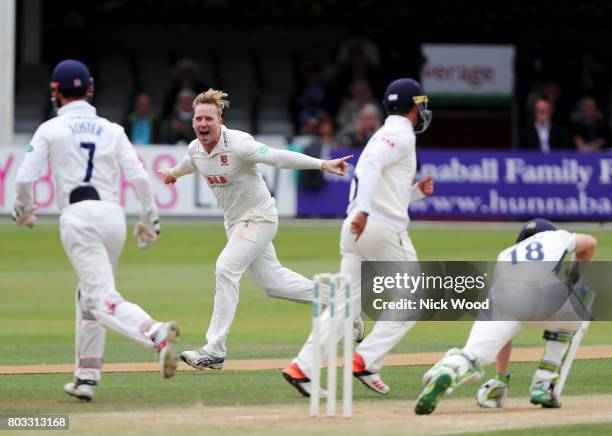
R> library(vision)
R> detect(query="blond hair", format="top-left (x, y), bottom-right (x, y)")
top-left (192, 89), bottom-right (230, 115)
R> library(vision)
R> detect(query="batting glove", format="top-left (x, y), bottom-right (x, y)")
top-left (11, 204), bottom-right (37, 228)
top-left (476, 373), bottom-right (509, 408)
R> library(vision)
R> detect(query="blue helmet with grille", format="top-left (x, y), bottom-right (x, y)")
top-left (382, 78), bottom-right (432, 134)
top-left (516, 218), bottom-right (557, 243)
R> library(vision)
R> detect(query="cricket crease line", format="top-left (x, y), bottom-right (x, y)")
top-left (1, 345), bottom-right (611, 375)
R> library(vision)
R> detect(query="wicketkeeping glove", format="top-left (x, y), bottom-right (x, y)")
top-left (476, 373), bottom-right (509, 408)
top-left (134, 207), bottom-right (160, 250)
top-left (11, 204), bottom-right (37, 228)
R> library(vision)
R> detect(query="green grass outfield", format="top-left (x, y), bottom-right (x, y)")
top-left (1, 220), bottom-right (611, 434)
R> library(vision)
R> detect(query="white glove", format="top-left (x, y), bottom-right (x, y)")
top-left (476, 374), bottom-right (509, 408)
top-left (134, 207), bottom-right (160, 250)
top-left (11, 204), bottom-right (37, 228)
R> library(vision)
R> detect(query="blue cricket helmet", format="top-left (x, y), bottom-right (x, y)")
top-left (50, 60), bottom-right (94, 111)
top-left (516, 218), bottom-right (557, 243)
top-left (51, 59), bottom-right (93, 91)
top-left (382, 78), bottom-right (432, 134)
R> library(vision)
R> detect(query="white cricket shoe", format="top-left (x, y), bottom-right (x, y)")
top-left (64, 379), bottom-right (96, 401)
top-left (153, 321), bottom-right (180, 378)
top-left (282, 362), bottom-right (328, 398)
top-left (180, 346), bottom-right (224, 370)
top-left (352, 352), bottom-right (390, 395)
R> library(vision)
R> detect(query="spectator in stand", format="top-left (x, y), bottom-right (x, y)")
top-left (337, 36), bottom-right (382, 71)
top-left (162, 58), bottom-right (210, 117)
top-left (571, 97), bottom-right (609, 152)
top-left (298, 116), bottom-right (320, 136)
top-left (341, 103), bottom-right (383, 149)
top-left (334, 38), bottom-right (385, 102)
top-left (163, 89), bottom-right (195, 145)
top-left (521, 98), bottom-right (569, 152)
top-left (306, 116), bottom-right (343, 158)
top-left (336, 80), bottom-right (380, 134)
top-left (525, 81), bottom-right (569, 126)
top-left (123, 93), bottom-right (162, 145)
top-left (290, 62), bottom-right (334, 134)
top-left (299, 116), bottom-right (343, 192)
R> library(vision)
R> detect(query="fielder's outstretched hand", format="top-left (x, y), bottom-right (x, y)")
top-left (158, 168), bottom-right (177, 185)
top-left (417, 175), bottom-right (434, 196)
top-left (321, 155), bottom-right (353, 176)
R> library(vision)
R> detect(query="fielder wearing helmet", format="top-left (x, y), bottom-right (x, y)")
top-left (12, 58), bottom-right (179, 402)
top-left (282, 76), bottom-right (436, 399)
top-left (382, 78), bottom-right (433, 134)
top-left (416, 217), bottom-right (597, 415)
top-left (50, 59), bottom-right (94, 111)
top-left (516, 218), bottom-right (557, 243)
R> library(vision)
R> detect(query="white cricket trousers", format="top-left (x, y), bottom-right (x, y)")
top-left (294, 215), bottom-right (418, 377)
top-left (203, 214), bottom-right (321, 358)
top-left (464, 320), bottom-right (582, 365)
top-left (60, 200), bottom-right (160, 382)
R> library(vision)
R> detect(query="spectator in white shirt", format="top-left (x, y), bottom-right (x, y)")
top-left (521, 98), bottom-right (569, 152)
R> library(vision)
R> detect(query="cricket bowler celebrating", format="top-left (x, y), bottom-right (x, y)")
top-left (282, 78), bottom-right (434, 397)
top-left (415, 218), bottom-right (597, 414)
top-left (12, 60), bottom-right (179, 401)
top-left (159, 89), bottom-right (351, 369)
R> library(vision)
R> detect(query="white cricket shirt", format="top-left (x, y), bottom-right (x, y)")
top-left (347, 115), bottom-right (424, 231)
top-left (14, 101), bottom-right (154, 212)
top-left (172, 126), bottom-right (323, 227)
top-left (490, 230), bottom-right (579, 317)
top-left (497, 230), bottom-right (576, 263)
